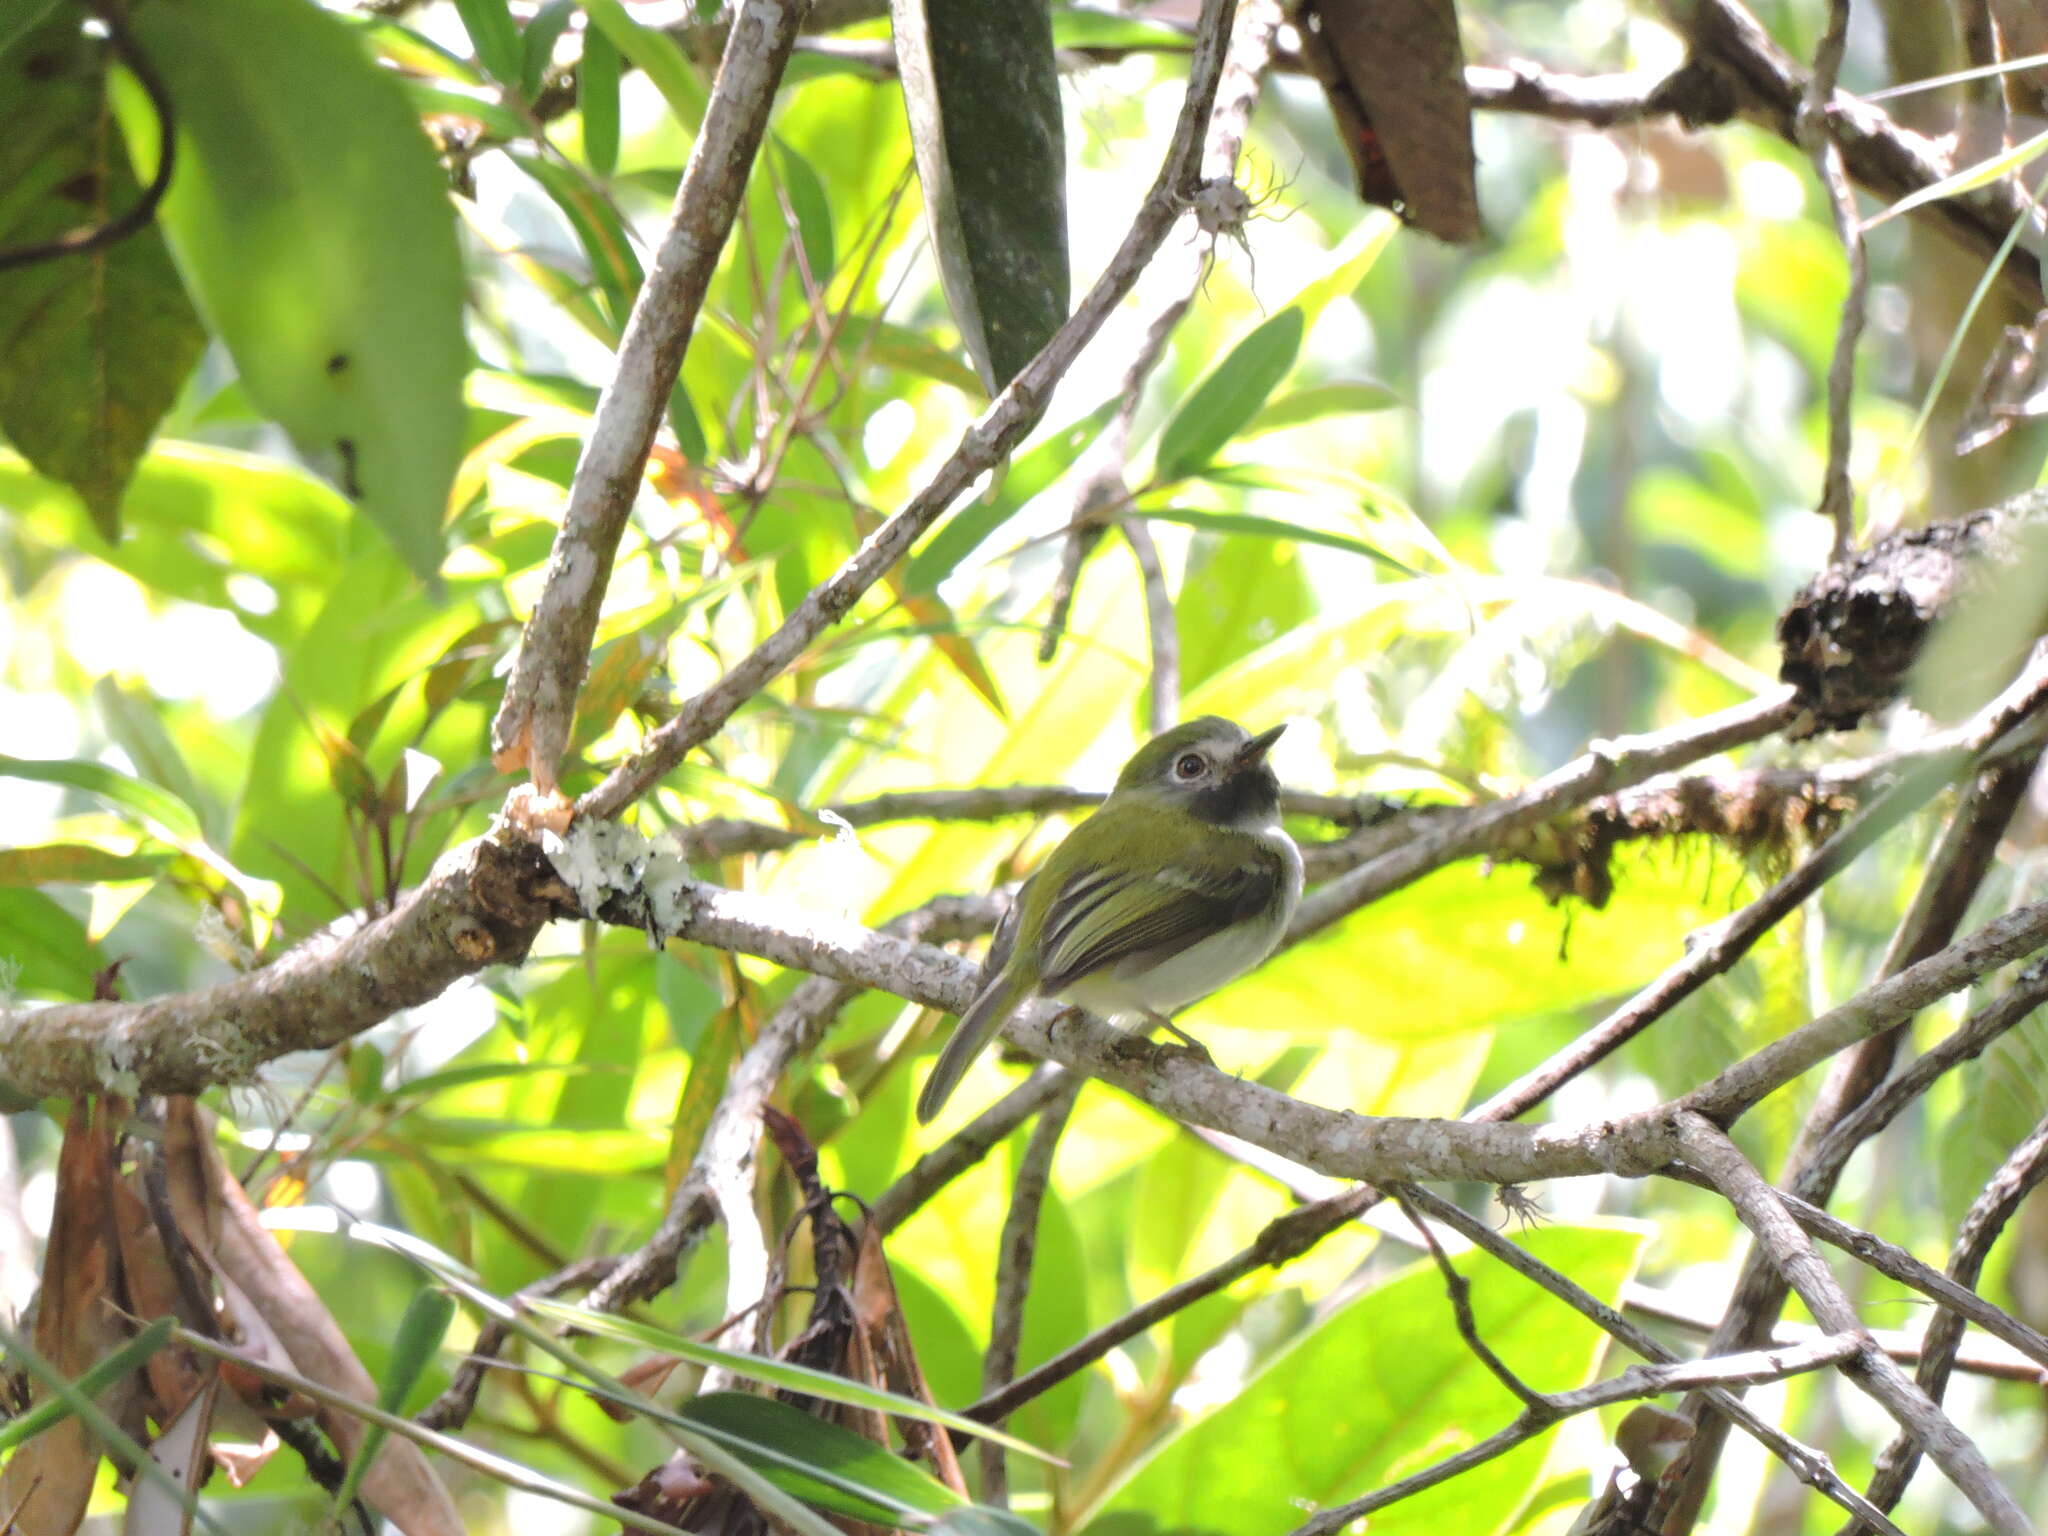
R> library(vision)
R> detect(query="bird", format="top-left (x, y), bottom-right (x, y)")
top-left (915, 715), bottom-right (1304, 1124)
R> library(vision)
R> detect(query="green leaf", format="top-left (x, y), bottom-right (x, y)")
top-left (892, 0), bottom-right (1067, 392)
top-left (0, 15), bottom-right (205, 539)
top-left (674, 1392), bottom-right (1036, 1533)
top-left (121, 0), bottom-right (469, 582)
top-left (512, 152), bottom-right (643, 330)
top-left (527, 1299), bottom-right (1058, 1462)
top-left (0, 1318), bottom-right (174, 1456)
top-left (0, 844), bottom-right (171, 885)
top-left (1141, 507), bottom-right (1418, 577)
top-left (579, 23), bottom-right (620, 175)
top-left (1248, 379), bottom-right (1402, 434)
top-left (0, 755), bottom-right (203, 842)
top-left (333, 1287), bottom-right (456, 1515)
top-left (451, 0), bottom-right (521, 84)
top-left (1155, 306), bottom-right (1305, 483)
top-left (774, 137), bottom-right (835, 282)
top-left (0, 889), bottom-right (104, 999)
top-left (580, 0), bottom-right (706, 127)
top-left (520, 0), bottom-right (577, 99)
top-left (1082, 1224), bottom-right (1647, 1535)
top-left (92, 678), bottom-right (215, 841)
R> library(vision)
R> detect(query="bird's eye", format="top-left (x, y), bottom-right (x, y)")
top-left (1174, 752), bottom-right (1206, 780)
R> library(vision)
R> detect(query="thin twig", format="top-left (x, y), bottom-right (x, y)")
top-left (1799, 0), bottom-right (1865, 561)
top-left (1123, 519), bottom-right (1180, 736)
top-left (967, 1185), bottom-right (1376, 1423)
top-left (1623, 1282), bottom-right (2048, 1382)
top-left (1293, 1333), bottom-right (1865, 1529)
top-left (1657, 1165), bottom-right (2048, 1377)
top-left (978, 1078), bottom-right (1081, 1503)
top-left (1674, 1113), bottom-right (2032, 1536)
top-left (872, 1065), bottom-right (1077, 1233)
top-left (1390, 1187), bottom-right (1548, 1410)
top-left (1288, 1185), bottom-right (1909, 1536)
top-left (1654, 743), bottom-right (2044, 1531)
top-left (585, 897), bottom-right (989, 1313)
top-left (491, 0), bottom-right (813, 790)
top-left (1292, 689), bottom-right (1801, 937)
top-left (1853, 1109), bottom-right (2048, 1530)
top-left (576, 0), bottom-right (1244, 821)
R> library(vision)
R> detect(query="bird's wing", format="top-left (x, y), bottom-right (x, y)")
top-left (1034, 820), bottom-right (1283, 995)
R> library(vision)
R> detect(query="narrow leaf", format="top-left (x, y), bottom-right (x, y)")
top-left (1140, 508), bottom-right (1418, 577)
top-left (891, 0), bottom-right (1067, 391)
top-left (451, 0), bottom-right (521, 85)
top-left (579, 23), bottom-right (620, 175)
top-left (520, 0), bottom-right (577, 99)
top-left (1865, 124), bottom-right (2048, 231)
top-left (0, 755), bottom-right (203, 842)
top-left (527, 1299), bottom-right (1058, 1461)
top-left (0, 844), bottom-right (170, 885)
top-left (1155, 306), bottom-right (1305, 482)
top-left (1248, 380), bottom-right (1402, 434)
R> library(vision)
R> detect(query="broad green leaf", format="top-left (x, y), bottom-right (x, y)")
top-left (1175, 534), bottom-right (1313, 691)
top-left (1192, 850), bottom-right (1749, 1043)
top-left (1082, 1224), bottom-right (1647, 1535)
top-left (512, 152), bottom-right (643, 329)
top-left (0, 889), bottom-right (104, 999)
top-left (579, 24), bottom-right (620, 174)
top-left (528, 1300), bottom-right (1057, 1460)
top-left (451, 0), bottom-right (520, 85)
top-left (675, 1392), bottom-right (1036, 1532)
top-left (0, 15), bottom-right (205, 539)
top-left (93, 678), bottom-right (216, 841)
top-left (891, 0), bottom-right (1067, 391)
top-left (0, 443), bottom-right (351, 642)
top-left (1155, 306), bottom-right (1305, 483)
top-left (1153, 217), bottom-right (1395, 482)
top-left (122, 0), bottom-right (468, 581)
top-left (1248, 379), bottom-right (1402, 434)
top-left (774, 138), bottom-right (836, 282)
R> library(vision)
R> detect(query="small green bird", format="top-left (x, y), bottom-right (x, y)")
top-left (915, 716), bottom-right (1304, 1124)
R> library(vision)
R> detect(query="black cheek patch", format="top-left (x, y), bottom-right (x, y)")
top-left (1189, 767), bottom-right (1280, 825)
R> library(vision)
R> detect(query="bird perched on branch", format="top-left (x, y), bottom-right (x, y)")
top-left (916, 716), bottom-right (1304, 1123)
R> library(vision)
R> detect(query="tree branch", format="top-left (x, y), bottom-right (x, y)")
top-left (1674, 1113), bottom-right (2033, 1536)
top-left (1292, 1183), bottom-right (1908, 1536)
top-left (491, 0), bottom-right (813, 789)
top-left (1854, 1109), bottom-right (2048, 1529)
top-left (573, 0), bottom-right (1243, 821)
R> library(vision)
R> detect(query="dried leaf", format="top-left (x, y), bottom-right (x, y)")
top-left (1301, 0), bottom-right (1479, 242)
top-left (0, 1102), bottom-right (141, 1536)
top-left (188, 1106), bottom-right (463, 1536)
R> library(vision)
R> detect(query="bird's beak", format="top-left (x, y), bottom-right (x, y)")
top-left (1233, 723), bottom-right (1286, 770)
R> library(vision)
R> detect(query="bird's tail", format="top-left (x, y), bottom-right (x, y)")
top-left (916, 966), bottom-right (1032, 1124)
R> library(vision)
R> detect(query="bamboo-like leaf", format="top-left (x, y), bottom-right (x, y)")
top-left (1865, 125), bottom-right (2048, 231)
top-left (890, 0), bottom-right (1067, 392)
top-left (526, 1299), bottom-right (1059, 1461)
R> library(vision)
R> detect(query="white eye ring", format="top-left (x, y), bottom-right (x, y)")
top-left (1174, 752), bottom-right (1205, 780)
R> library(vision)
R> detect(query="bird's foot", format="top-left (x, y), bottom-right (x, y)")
top-left (1146, 1012), bottom-right (1215, 1069)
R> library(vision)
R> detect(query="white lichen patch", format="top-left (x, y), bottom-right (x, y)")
top-left (542, 820), bottom-right (698, 945)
